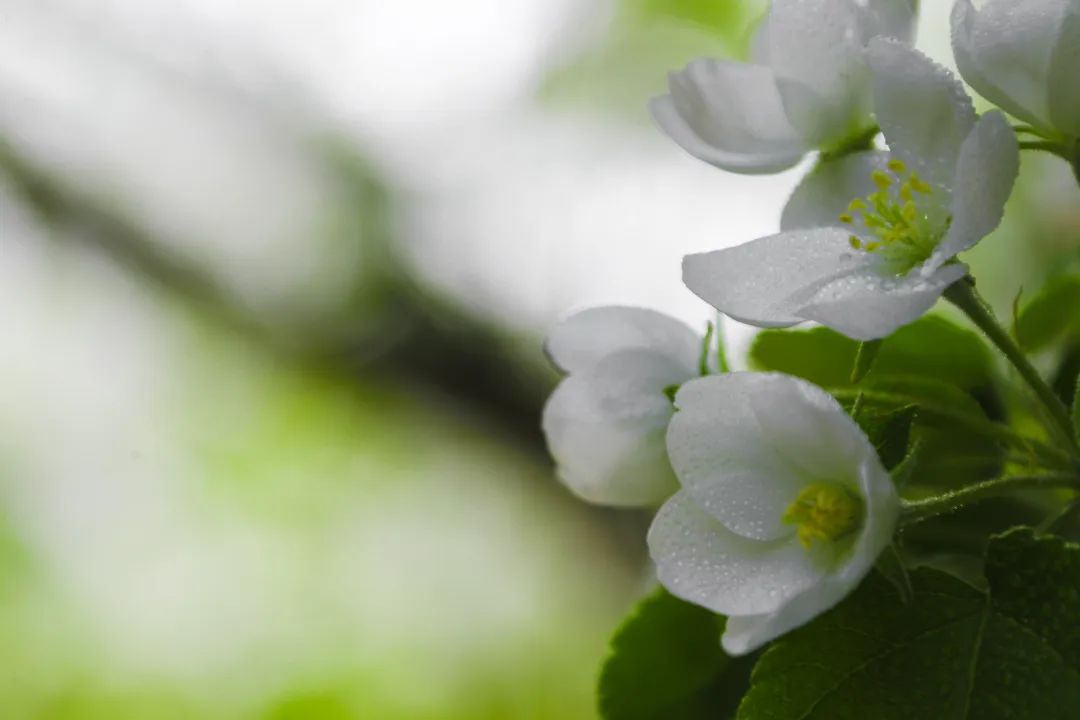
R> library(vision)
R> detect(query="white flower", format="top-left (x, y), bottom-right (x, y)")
top-left (648, 372), bottom-right (898, 655)
top-left (952, 0), bottom-right (1080, 146)
top-left (542, 307), bottom-right (704, 507)
top-left (682, 39), bottom-right (1019, 341)
top-left (650, 0), bottom-right (917, 174)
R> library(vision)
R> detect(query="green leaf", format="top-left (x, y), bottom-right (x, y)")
top-left (749, 316), bottom-right (993, 391)
top-left (984, 528), bottom-right (1080, 667)
top-left (598, 588), bottom-right (753, 720)
top-left (848, 401), bottom-right (917, 471)
top-left (1014, 275), bottom-right (1080, 352)
top-left (737, 531), bottom-right (1080, 719)
top-left (850, 339), bottom-right (883, 383)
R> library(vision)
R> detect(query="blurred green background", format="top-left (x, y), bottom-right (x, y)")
top-left (0, 1), bottom-right (1077, 718)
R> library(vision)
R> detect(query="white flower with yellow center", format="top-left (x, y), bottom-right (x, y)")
top-left (682, 39), bottom-right (1020, 341)
top-left (542, 307), bottom-right (704, 507)
top-left (651, 0), bottom-right (917, 174)
top-left (953, 0), bottom-right (1080, 150)
top-left (648, 372), bottom-right (899, 655)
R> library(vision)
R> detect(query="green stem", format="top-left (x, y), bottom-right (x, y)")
top-left (828, 387), bottom-right (1075, 468)
top-left (1018, 140), bottom-right (1071, 159)
top-left (945, 278), bottom-right (1079, 454)
top-left (901, 473), bottom-right (1080, 525)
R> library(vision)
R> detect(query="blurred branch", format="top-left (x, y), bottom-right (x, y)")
top-left (0, 138), bottom-right (554, 459)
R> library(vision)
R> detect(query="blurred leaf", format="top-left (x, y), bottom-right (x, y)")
top-left (539, 0), bottom-right (764, 114)
top-left (850, 339), bottom-right (883, 383)
top-left (749, 316), bottom-right (993, 390)
top-left (1014, 275), bottom-right (1080, 352)
top-left (736, 531), bottom-right (1080, 719)
top-left (850, 401), bottom-right (917, 471)
top-left (598, 588), bottom-right (753, 719)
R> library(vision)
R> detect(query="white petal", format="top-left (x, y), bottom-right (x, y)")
top-left (542, 350), bottom-right (686, 507)
top-left (929, 112), bottom-right (1019, 270)
top-left (1048, 6), bottom-right (1080, 138)
top-left (951, 0), bottom-right (1049, 129)
top-left (868, 39), bottom-right (975, 189)
top-left (545, 306), bottom-right (699, 375)
top-left (781, 151), bottom-right (889, 231)
top-left (648, 491), bottom-right (825, 616)
top-left (797, 263), bottom-right (968, 341)
top-left (951, 0), bottom-right (1066, 132)
top-left (651, 59), bottom-right (805, 174)
top-left (769, 0), bottom-right (869, 147)
top-left (667, 373), bottom-right (873, 540)
top-left (856, 0), bottom-right (918, 47)
top-left (723, 454), bottom-right (899, 655)
top-left (682, 227), bottom-right (877, 329)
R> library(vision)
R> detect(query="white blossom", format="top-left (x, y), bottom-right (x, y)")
top-left (952, 0), bottom-right (1080, 146)
top-left (542, 307), bottom-right (703, 507)
top-left (648, 372), bottom-right (899, 655)
top-left (650, 0), bottom-right (917, 174)
top-left (682, 39), bottom-right (1019, 341)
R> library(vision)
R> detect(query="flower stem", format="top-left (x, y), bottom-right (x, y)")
top-left (828, 387), bottom-right (1075, 468)
top-left (900, 473), bottom-right (1080, 525)
top-left (1018, 139), bottom-right (1072, 160)
top-left (944, 278), bottom-right (1079, 454)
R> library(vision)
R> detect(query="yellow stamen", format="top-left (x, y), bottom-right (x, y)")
top-left (849, 235), bottom-right (862, 249)
top-left (887, 158), bottom-right (907, 173)
top-left (839, 213), bottom-right (854, 224)
top-left (783, 483), bottom-right (864, 550)
top-left (871, 170), bottom-right (893, 189)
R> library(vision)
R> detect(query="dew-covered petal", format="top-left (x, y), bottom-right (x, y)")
top-left (796, 262), bottom-right (968, 341)
top-left (768, 0), bottom-right (869, 147)
top-left (667, 373), bottom-right (872, 540)
top-left (951, 0), bottom-right (1065, 132)
top-left (721, 455), bottom-right (899, 655)
top-left (542, 349), bottom-right (687, 507)
top-left (1048, 6), bottom-right (1080, 138)
top-left (868, 39), bottom-right (975, 189)
top-left (648, 491), bottom-right (825, 616)
top-left (781, 151), bottom-right (889, 231)
top-left (951, 0), bottom-right (1048, 129)
top-left (545, 306), bottom-right (700, 375)
top-left (650, 59), bottom-right (805, 174)
top-left (929, 112), bottom-right (1018, 270)
top-left (683, 227), bottom-right (877, 329)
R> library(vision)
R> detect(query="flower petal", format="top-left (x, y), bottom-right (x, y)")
top-left (951, 0), bottom-right (1049, 129)
top-left (929, 112), bottom-right (1019, 270)
top-left (648, 491), bottom-right (825, 616)
top-left (682, 227), bottom-right (877, 329)
top-left (722, 454), bottom-right (899, 655)
top-left (651, 59), bottom-right (805, 174)
top-left (542, 349), bottom-right (686, 507)
top-left (768, 0), bottom-right (869, 147)
top-left (868, 39), bottom-right (975, 189)
top-left (781, 151), bottom-right (889, 231)
top-left (951, 0), bottom-right (1065, 132)
top-left (667, 373), bottom-right (873, 540)
top-left (796, 262), bottom-right (968, 341)
top-left (545, 306), bottom-right (700, 375)
top-left (1048, 5), bottom-right (1080, 138)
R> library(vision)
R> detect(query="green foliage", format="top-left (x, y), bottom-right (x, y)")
top-left (1013, 275), bottom-right (1080, 352)
top-left (598, 588), bottom-right (753, 720)
top-left (749, 315), bottom-right (993, 390)
top-left (736, 529), bottom-right (1080, 719)
top-left (851, 401), bottom-right (917, 471)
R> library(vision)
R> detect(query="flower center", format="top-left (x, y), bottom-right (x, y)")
top-left (782, 482), bottom-right (864, 550)
top-left (839, 159), bottom-right (944, 275)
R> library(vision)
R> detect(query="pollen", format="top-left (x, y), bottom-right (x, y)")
top-left (835, 158), bottom-right (943, 274)
top-left (782, 483), bottom-right (864, 550)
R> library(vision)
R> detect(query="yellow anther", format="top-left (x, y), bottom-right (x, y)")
top-left (901, 202), bottom-right (918, 223)
top-left (864, 241), bottom-right (881, 251)
top-left (887, 158), bottom-right (907, 173)
top-left (839, 213), bottom-right (854, 224)
top-left (847, 198), bottom-right (866, 213)
top-left (871, 170), bottom-right (893, 189)
top-left (849, 235), bottom-right (862, 249)
top-left (910, 175), bottom-right (933, 194)
top-left (783, 483), bottom-right (864, 550)
top-left (899, 183), bottom-right (913, 202)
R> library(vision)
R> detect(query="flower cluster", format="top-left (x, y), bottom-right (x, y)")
top-left (543, 0), bottom-right (1080, 658)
